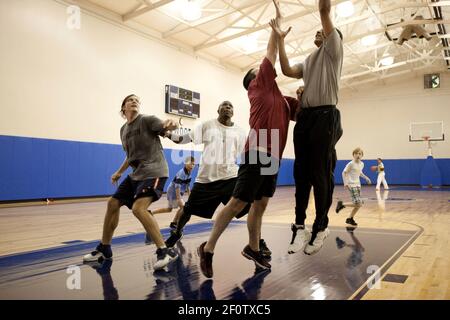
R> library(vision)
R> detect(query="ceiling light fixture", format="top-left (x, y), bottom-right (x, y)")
top-left (336, 1), bottom-right (355, 18)
top-left (181, 0), bottom-right (202, 22)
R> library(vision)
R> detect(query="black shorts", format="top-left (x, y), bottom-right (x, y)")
top-left (112, 176), bottom-right (167, 210)
top-left (232, 151), bottom-right (279, 203)
top-left (184, 178), bottom-right (251, 219)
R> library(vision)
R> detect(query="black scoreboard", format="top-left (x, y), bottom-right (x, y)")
top-left (165, 85), bottom-right (200, 119)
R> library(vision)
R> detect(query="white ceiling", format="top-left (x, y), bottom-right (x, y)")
top-left (69, 0), bottom-right (450, 90)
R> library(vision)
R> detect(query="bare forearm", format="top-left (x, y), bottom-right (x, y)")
top-left (319, 0), bottom-right (331, 14)
top-left (278, 37), bottom-right (294, 78)
top-left (266, 28), bottom-right (278, 65)
top-left (117, 157), bottom-right (129, 174)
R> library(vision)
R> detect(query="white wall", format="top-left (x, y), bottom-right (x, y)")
top-left (0, 0), bottom-right (261, 152)
top-left (337, 72), bottom-right (450, 160)
top-left (1, 0), bottom-right (449, 161)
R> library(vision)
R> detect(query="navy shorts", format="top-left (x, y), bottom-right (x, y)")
top-left (112, 176), bottom-right (167, 209)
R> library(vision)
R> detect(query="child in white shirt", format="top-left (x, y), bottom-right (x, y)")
top-left (336, 147), bottom-right (371, 226)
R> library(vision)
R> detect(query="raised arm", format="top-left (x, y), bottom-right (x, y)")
top-left (266, 0), bottom-right (282, 66)
top-left (319, 0), bottom-right (334, 37)
top-left (269, 14), bottom-right (302, 78)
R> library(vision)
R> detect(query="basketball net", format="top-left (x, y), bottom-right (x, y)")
top-left (422, 136), bottom-right (433, 157)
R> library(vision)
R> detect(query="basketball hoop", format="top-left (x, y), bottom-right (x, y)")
top-left (422, 136), bottom-right (432, 156)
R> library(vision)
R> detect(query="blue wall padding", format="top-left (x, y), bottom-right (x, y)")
top-left (420, 156), bottom-right (442, 187)
top-left (1, 135), bottom-right (449, 201)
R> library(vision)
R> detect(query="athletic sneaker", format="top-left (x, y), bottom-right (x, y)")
top-left (346, 218), bottom-right (358, 226)
top-left (154, 247), bottom-right (178, 271)
top-left (335, 200), bottom-right (345, 213)
top-left (198, 242), bottom-right (214, 278)
top-left (259, 239), bottom-right (272, 258)
top-left (169, 222), bottom-right (177, 230)
top-left (335, 237), bottom-right (346, 249)
top-left (241, 245), bottom-right (271, 269)
top-left (165, 229), bottom-right (183, 248)
top-left (83, 243), bottom-right (112, 263)
top-left (304, 228), bottom-right (330, 255)
top-left (288, 224), bottom-right (311, 254)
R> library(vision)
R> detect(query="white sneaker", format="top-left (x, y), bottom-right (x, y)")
top-left (83, 243), bottom-right (112, 263)
top-left (304, 228), bottom-right (330, 255)
top-left (288, 224), bottom-right (311, 254)
top-left (153, 247), bottom-right (178, 270)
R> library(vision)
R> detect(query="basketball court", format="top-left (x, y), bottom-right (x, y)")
top-left (0, 0), bottom-right (449, 303)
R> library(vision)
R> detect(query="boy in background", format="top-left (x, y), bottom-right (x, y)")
top-left (336, 148), bottom-right (371, 226)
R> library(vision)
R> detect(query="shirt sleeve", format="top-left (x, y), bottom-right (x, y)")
top-left (143, 115), bottom-right (165, 133)
top-left (284, 96), bottom-right (300, 121)
top-left (324, 28), bottom-right (343, 62)
top-left (253, 57), bottom-right (277, 90)
top-left (342, 162), bottom-right (351, 185)
top-left (295, 62), bottom-right (304, 79)
top-left (189, 122), bottom-right (204, 145)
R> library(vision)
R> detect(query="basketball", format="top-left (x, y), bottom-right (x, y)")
top-left (370, 166), bottom-right (377, 172)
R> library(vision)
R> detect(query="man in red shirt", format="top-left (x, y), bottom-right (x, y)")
top-left (197, 0), bottom-right (300, 278)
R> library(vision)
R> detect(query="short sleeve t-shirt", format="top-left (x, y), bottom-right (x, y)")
top-left (166, 167), bottom-right (192, 199)
top-left (343, 160), bottom-right (365, 187)
top-left (189, 119), bottom-right (246, 183)
top-left (299, 28), bottom-right (343, 108)
top-left (245, 57), bottom-right (299, 159)
top-left (120, 114), bottom-right (169, 180)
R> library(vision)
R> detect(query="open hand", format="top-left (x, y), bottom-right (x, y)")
top-left (269, 18), bottom-right (292, 39)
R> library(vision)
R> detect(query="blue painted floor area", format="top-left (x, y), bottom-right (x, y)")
top-left (0, 222), bottom-right (415, 300)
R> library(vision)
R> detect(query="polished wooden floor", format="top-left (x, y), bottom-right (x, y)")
top-left (0, 185), bottom-right (449, 300)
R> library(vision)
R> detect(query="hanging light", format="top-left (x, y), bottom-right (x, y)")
top-left (361, 35), bottom-right (377, 46)
top-left (336, 1), bottom-right (355, 18)
top-left (380, 55), bottom-right (394, 66)
top-left (181, 0), bottom-right (202, 22)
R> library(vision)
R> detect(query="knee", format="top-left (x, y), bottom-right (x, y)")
top-left (131, 206), bottom-right (145, 217)
top-left (107, 197), bottom-right (120, 212)
top-left (227, 199), bottom-right (247, 215)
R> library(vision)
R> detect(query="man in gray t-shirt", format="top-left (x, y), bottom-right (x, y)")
top-left (83, 94), bottom-right (180, 270)
top-left (271, 0), bottom-right (343, 256)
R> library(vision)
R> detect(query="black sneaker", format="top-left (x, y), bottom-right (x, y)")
top-left (83, 243), bottom-right (112, 262)
top-left (336, 200), bottom-right (345, 213)
top-left (165, 229), bottom-right (183, 248)
top-left (169, 222), bottom-right (177, 230)
top-left (346, 218), bottom-right (358, 226)
top-left (198, 242), bottom-right (214, 278)
top-left (154, 247), bottom-right (178, 270)
top-left (259, 239), bottom-right (272, 258)
top-left (241, 245), bottom-right (271, 270)
top-left (335, 237), bottom-right (346, 249)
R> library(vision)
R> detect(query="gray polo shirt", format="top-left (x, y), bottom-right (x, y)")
top-left (298, 28), bottom-right (343, 108)
top-left (120, 114), bottom-right (169, 180)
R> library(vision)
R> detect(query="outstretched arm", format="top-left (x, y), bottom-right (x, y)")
top-left (266, 0), bottom-right (282, 66)
top-left (319, 0), bottom-right (334, 37)
top-left (269, 13), bottom-right (302, 78)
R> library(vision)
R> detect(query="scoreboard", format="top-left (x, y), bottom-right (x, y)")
top-left (165, 85), bottom-right (200, 119)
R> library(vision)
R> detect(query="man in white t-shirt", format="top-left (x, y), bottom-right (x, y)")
top-left (336, 147), bottom-right (371, 226)
top-left (164, 101), bottom-right (272, 258)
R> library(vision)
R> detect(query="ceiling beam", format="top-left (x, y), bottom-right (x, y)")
top-left (122, 0), bottom-right (174, 21)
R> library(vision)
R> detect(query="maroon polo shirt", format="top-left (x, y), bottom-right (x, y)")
top-left (244, 57), bottom-right (299, 159)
